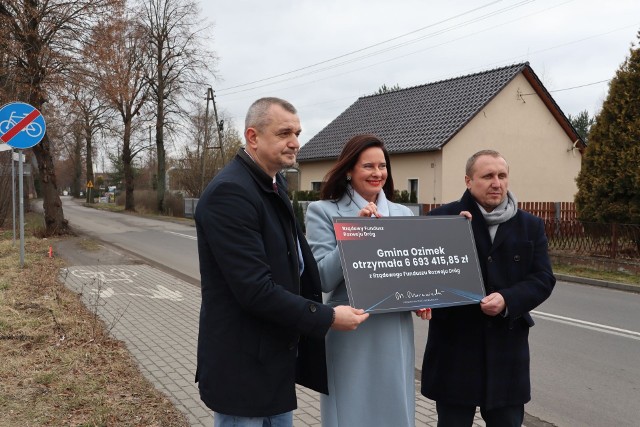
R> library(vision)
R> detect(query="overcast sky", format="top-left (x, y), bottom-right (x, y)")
top-left (200, 0), bottom-right (640, 145)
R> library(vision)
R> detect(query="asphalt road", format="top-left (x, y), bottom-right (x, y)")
top-left (57, 197), bottom-right (200, 284)
top-left (56, 197), bottom-right (640, 426)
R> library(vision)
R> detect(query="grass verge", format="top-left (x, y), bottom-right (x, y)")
top-left (81, 200), bottom-right (194, 226)
top-left (552, 262), bottom-right (640, 286)
top-left (0, 212), bottom-right (188, 427)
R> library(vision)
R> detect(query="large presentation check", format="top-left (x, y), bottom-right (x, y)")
top-left (333, 216), bottom-right (485, 313)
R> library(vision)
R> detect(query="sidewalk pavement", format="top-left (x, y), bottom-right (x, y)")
top-left (58, 259), bottom-right (489, 427)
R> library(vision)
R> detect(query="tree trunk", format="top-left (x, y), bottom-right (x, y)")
top-left (31, 134), bottom-right (68, 235)
top-left (85, 122), bottom-right (95, 204)
top-left (156, 120), bottom-right (166, 213)
top-left (72, 161), bottom-right (81, 198)
top-left (155, 69), bottom-right (166, 213)
top-left (122, 120), bottom-right (135, 211)
top-left (72, 132), bottom-right (82, 198)
top-left (23, 3), bottom-right (67, 236)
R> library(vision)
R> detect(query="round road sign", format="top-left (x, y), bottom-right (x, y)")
top-left (0, 102), bottom-right (47, 149)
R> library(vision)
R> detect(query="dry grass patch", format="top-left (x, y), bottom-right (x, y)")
top-left (0, 218), bottom-right (188, 427)
top-left (76, 237), bottom-right (103, 252)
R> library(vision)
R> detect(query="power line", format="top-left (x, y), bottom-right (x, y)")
top-left (217, 0), bottom-right (520, 92)
top-left (218, 18), bottom-right (633, 104)
top-left (549, 79), bottom-right (610, 93)
top-left (216, 0), bottom-right (577, 99)
top-left (217, 0), bottom-right (538, 96)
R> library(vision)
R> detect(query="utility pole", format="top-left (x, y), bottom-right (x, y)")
top-left (149, 125), bottom-right (153, 189)
top-left (211, 89), bottom-right (225, 167)
top-left (200, 89), bottom-right (212, 196)
top-left (200, 87), bottom-right (225, 195)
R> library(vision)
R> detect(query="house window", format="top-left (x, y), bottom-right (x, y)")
top-left (409, 179), bottom-right (418, 203)
top-left (311, 181), bottom-right (322, 192)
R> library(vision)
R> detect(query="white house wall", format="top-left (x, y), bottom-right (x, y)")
top-left (388, 151), bottom-right (442, 204)
top-left (441, 73), bottom-right (581, 203)
top-left (299, 160), bottom-right (334, 191)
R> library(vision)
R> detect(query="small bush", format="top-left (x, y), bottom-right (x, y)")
top-left (165, 192), bottom-right (185, 218)
top-left (293, 198), bottom-right (305, 233)
top-left (133, 190), bottom-right (157, 213)
top-left (394, 190), bottom-right (411, 203)
top-left (292, 190), bottom-right (319, 201)
top-left (116, 190), bottom-right (185, 217)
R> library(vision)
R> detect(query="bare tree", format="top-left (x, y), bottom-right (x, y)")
top-left (90, 10), bottom-right (150, 211)
top-left (64, 76), bottom-right (113, 202)
top-left (139, 0), bottom-right (216, 212)
top-left (0, 43), bottom-right (17, 105)
top-left (44, 102), bottom-right (72, 190)
top-left (69, 120), bottom-right (84, 197)
top-left (44, 101), bottom-right (84, 197)
top-left (0, 150), bottom-right (13, 227)
top-left (0, 0), bottom-right (117, 235)
top-left (173, 108), bottom-right (241, 197)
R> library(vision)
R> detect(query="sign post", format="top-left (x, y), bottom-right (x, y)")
top-left (18, 149), bottom-right (24, 266)
top-left (12, 149), bottom-right (16, 246)
top-left (86, 180), bottom-right (93, 204)
top-left (0, 102), bottom-right (47, 267)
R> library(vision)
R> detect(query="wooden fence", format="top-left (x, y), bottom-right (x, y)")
top-left (518, 201), bottom-right (577, 221)
top-left (422, 201), bottom-right (577, 220)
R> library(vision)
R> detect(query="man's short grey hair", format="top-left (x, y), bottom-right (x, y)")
top-left (245, 97), bottom-right (297, 132)
top-left (465, 149), bottom-right (507, 177)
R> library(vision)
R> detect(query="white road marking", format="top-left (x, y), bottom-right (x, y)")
top-left (62, 266), bottom-right (187, 303)
top-left (532, 310), bottom-right (640, 341)
top-left (90, 285), bottom-right (183, 301)
top-left (164, 231), bottom-right (197, 240)
top-left (70, 268), bottom-right (138, 283)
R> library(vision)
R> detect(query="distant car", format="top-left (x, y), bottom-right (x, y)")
top-left (62, 190), bottom-right (68, 196)
top-left (79, 191), bottom-right (84, 197)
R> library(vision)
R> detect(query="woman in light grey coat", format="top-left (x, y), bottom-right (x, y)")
top-left (306, 134), bottom-right (429, 427)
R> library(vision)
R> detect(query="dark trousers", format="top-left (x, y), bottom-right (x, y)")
top-left (435, 402), bottom-right (524, 427)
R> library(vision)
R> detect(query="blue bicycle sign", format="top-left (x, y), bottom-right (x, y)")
top-left (0, 102), bottom-right (47, 149)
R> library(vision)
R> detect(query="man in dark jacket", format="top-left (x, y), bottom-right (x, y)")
top-left (421, 149), bottom-right (555, 427)
top-left (195, 97), bottom-right (368, 427)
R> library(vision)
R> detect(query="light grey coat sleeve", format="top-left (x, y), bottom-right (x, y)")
top-left (306, 198), bottom-right (413, 298)
top-left (305, 201), bottom-right (345, 295)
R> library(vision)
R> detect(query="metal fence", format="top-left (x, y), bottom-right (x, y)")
top-left (545, 220), bottom-right (640, 260)
top-left (422, 201), bottom-right (640, 261)
top-left (184, 198), bottom-right (198, 219)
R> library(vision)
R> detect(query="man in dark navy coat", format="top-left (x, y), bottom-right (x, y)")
top-left (195, 97), bottom-right (368, 427)
top-left (421, 150), bottom-right (555, 427)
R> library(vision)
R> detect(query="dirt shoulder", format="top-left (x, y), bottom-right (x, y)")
top-left (0, 220), bottom-right (189, 426)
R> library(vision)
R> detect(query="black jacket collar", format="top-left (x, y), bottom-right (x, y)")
top-left (236, 148), bottom-right (288, 194)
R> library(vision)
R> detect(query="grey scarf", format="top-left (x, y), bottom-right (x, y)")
top-left (478, 191), bottom-right (518, 242)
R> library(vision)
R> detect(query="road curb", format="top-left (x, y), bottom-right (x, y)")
top-left (555, 273), bottom-right (640, 293)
